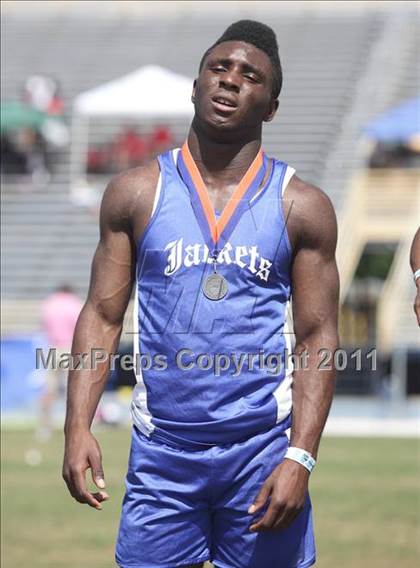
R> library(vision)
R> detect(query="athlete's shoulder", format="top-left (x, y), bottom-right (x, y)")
top-left (100, 158), bottom-right (160, 233)
top-left (285, 174), bottom-right (335, 215)
top-left (283, 174), bottom-right (337, 251)
top-left (103, 159), bottom-right (160, 210)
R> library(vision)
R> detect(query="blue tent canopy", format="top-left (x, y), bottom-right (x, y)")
top-left (364, 97), bottom-right (420, 143)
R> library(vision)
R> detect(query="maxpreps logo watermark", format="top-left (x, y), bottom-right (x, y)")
top-left (35, 347), bottom-right (377, 376)
top-left (35, 347), bottom-right (296, 377)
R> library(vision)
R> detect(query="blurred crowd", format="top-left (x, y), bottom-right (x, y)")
top-left (87, 125), bottom-right (174, 174)
top-left (1, 75), bottom-right (176, 184)
top-left (1, 74), bottom-right (69, 183)
top-left (369, 140), bottom-right (420, 169)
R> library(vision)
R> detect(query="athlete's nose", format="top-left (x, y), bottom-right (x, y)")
top-left (219, 71), bottom-right (240, 93)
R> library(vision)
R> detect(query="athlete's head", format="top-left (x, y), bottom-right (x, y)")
top-left (192, 20), bottom-right (282, 136)
top-left (200, 20), bottom-right (283, 98)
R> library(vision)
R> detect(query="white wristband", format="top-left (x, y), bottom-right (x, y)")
top-left (414, 269), bottom-right (420, 283)
top-left (285, 446), bottom-right (316, 473)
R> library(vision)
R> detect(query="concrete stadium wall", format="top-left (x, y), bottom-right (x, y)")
top-left (2, 0), bottom-right (415, 18)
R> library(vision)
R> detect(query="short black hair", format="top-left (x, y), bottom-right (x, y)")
top-left (198, 20), bottom-right (282, 98)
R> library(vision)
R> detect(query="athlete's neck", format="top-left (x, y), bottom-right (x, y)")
top-left (186, 124), bottom-right (262, 187)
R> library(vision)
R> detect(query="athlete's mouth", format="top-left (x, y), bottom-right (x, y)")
top-left (211, 95), bottom-right (238, 110)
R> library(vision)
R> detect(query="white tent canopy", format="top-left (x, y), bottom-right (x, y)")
top-left (73, 65), bottom-right (194, 117)
top-left (70, 65), bottom-right (193, 204)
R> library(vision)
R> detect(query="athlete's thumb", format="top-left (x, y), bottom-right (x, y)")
top-left (248, 479), bottom-right (272, 514)
top-left (90, 450), bottom-right (106, 489)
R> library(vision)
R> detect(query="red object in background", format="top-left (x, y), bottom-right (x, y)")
top-left (87, 126), bottom-right (175, 174)
top-left (87, 147), bottom-right (105, 173)
top-left (47, 96), bottom-right (65, 116)
top-left (149, 125), bottom-right (174, 153)
top-left (119, 128), bottom-right (148, 163)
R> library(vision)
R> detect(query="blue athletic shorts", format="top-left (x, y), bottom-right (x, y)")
top-left (115, 422), bottom-right (316, 568)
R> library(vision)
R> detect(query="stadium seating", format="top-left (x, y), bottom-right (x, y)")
top-left (1, 6), bottom-right (419, 350)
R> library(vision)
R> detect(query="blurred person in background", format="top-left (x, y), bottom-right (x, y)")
top-left (1, 131), bottom-right (27, 175)
top-left (410, 227), bottom-right (420, 326)
top-left (38, 284), bottom-right (83, 440)
top-left (24, 74), bottom-right (69, 180)
top-left (19, 126), bottom-right (50, 184)
top-left (0, 125), bottom-right (49, 183)
top-left (87, 144), bottom-right (108, 174)
top-left (1, 74), bottom-right (69, 183)
top-left (23, 74), bottom-right (65, 117)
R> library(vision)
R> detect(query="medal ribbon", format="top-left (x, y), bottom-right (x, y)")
top-left (177, 141), bottom-right (267, 257)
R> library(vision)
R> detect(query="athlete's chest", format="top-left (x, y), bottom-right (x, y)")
top-left (137, 180), bottom-right (288, 288)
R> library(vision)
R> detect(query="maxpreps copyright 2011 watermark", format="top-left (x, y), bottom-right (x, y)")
top-left (36, 347), bottom-right (377, 377)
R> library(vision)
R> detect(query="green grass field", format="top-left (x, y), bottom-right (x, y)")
top-left (1, 428), bottom-right (419, 568)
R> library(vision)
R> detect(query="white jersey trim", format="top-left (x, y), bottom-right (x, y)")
top-left (131, 160), bottom-right (166, 435)
top-left (274, 166), bottom-right (295, 427)
top-left (131, 279), bottom-right (155, 436)
top-left (172, 147), bottom-right (181, 163)
top-left (282, 165), bottom-right (296, 197)
top-left (249, 162), bottom-right (295, 204)
top-left (273, 301), bottom-right (293, 424)
top-left (151, 171), bottom-right (162, 217)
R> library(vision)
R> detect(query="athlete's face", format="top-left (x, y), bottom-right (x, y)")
top-left (192, 41), bottom-right (279, 134)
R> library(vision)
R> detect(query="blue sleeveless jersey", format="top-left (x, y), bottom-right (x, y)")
top-left (131, 147), bottom-right (295, 446)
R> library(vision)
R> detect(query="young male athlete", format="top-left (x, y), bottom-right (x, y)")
top-left (63, 20), bottom-right (339, 568)
top-left (410, 227), bottom-right (420, 325)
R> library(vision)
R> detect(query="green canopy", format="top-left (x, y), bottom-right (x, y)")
top-left (0, 101), bottom-right (47, 133)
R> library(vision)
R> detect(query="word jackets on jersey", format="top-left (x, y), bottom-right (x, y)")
top-left (131, 146), bottom-right (295, 447)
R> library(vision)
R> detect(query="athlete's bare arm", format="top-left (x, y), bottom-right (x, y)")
top-left (62, 161), bottom-right (159, 509)
top-left (285, 176), bottom-right (339, 456)
top-left (249, 175), bottom-right (339, 532)
top-left (409, 227), bottom-right (420, 326)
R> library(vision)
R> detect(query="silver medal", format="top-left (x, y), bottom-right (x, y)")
top-left (203, 273), bottom-right (228, 301)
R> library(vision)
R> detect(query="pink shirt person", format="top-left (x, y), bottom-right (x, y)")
top-left (42, 287), bottom-right (83, 348)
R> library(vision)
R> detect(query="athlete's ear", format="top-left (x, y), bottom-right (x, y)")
top-left (264, 98), bottom-right (279, 123)
top-left (191, 79), bottom-right (197, 104)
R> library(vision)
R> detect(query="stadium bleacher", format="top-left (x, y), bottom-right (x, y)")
top-left (1, 4), bottom-right (419, 349)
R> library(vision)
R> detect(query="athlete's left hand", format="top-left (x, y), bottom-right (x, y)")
top-left (414, 287), bottom-right (420, 326)
top-left (248, 459), bottom-right (310, 532)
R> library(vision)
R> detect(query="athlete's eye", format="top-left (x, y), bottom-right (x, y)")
top-left (245, 74), bottom-right (259, 83)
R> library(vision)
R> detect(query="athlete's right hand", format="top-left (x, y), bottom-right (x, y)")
top-left (62, 429), bottom-right (109, 510)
